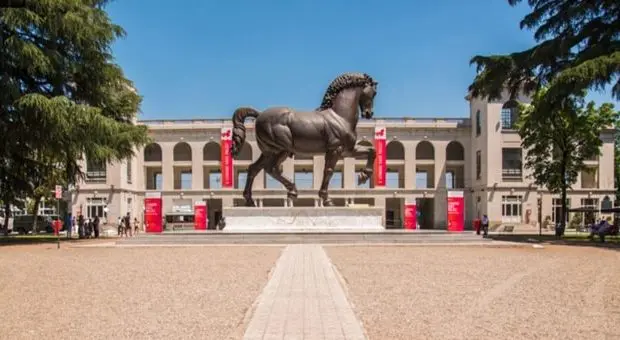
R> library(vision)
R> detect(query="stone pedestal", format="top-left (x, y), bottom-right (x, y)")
top-left (222, 206), bottom-right (384, 232)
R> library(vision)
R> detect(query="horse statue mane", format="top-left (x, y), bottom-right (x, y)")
top-left (318, 72), bottom-right (375, 110)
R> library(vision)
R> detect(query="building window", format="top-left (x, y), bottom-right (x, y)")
top-left (386, 171), bottom-right (401, 189)
top-left (209, 171), bottom-right (221, 189)
top-left (552, 198), bottom-right (571, 223)
top-left (86, 159), bottom-right (106, 183)
top-left (501, 101), bottom-right (519, 130)
top-left (501, 195), bottom-right (522, 223)
top-left (416, 171), bottom-right (428, 189)
top-left (236, 172), bottom-right (247, 189)
top-left (502, 148), bottom-right (522, 181)
top-left (580, 198), bottom-right (599, 225)
top-left (86, 197), bottom-right (107, 219)
top-left (329, 171), bottom-right (343, 188)
top-left (476, 151), bottom-right (481, 180)
top-left (445, 171), bottom-right (454, 189)
top-left (475, 110), bottom-right (481, 136)
top-left (180, 172), bottom-right (192, 190)
top-left (126, 158), bottom-right (132, 184)
top-left (294, 171), bottom-right (313, 189)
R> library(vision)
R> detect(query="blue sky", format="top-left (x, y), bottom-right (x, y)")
top-left (107, 0), bottom-right (618, 120)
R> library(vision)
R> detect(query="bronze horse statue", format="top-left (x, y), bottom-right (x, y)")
top-left (230, 72), bottom-right (378, 207)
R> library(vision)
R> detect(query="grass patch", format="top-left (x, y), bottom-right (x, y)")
top-left (0, 234), bottom-right (71, 245)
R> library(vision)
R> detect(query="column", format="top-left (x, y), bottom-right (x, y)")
top-left (434, 141), bottom-right (447, 189)
top-left (190, 142), bottom-right (204, 191)
top-left (313, 155), bottom-right (325, 189)
top-left (161, 142), bottom-right (174, 191)
top-left (343, 157), bottom-right (356, 189)
top-left (404, 141), bottom-right (416, 189)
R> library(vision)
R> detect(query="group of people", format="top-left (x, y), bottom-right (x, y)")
top-left (117, 212), bottom-right (140, 237)
top-left (67, 214), bottom-right (100, 239)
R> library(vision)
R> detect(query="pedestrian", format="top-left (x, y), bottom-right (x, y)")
top-left (117, 216), bottom-right (123, 237)
top-left (78, 214), bottom-right (85, 239)
top-left (93, 216), bottom-right (100, 238)
top-left (481, 214), bottom-right (489, 238)
top-left (124, 212), bottom-right (131, 237)
top-left (65, 213), bottom-right (72, 239)
top-left (133, 217), bottom-right (139, 236)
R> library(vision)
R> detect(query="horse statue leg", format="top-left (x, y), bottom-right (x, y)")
top-left (318, 147), bottom-right (342, 206)
top-left (264, 152), bottom-right (298, 201)
top-left (351, 143), bottom-right (376, 184)
top-left (243, 154), bottom-right (269, 206)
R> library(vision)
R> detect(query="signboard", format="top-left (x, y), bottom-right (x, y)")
top-left (194, 201), bottom-right (207, 230)
top-left (220, 127), bottom-right (234, 188)
top-left (144, 192), bottom-right (163, 233)
top-left (447, 191), bottom-right (465, 232)
top-left (373, 126), bottom-right (387, 187)
top-left (403, 199), bottom-right (417, 230)
top-left (55, 185), bottom-right (62, 199)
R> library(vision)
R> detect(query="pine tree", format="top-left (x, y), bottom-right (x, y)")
top-left (517, 89), bottom-right (617, 233)
top-left (469, 0), bottom-right (620, 115)
top-left (0, 0), bottom-right (149, 226)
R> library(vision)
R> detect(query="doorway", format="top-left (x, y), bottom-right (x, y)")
top-left (204, 198), bottom-right (222, 230)
top-left (416, 198), bottom-right (434, 229)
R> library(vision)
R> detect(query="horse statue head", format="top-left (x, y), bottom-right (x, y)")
top-left (318, 72), bottom-right (378, 119)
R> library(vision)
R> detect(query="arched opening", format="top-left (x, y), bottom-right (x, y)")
top-left (143, 143), bottom-right (162, 162)
top-left (173, 142), bottom-right (192, 162)
top-left (143, 143), bottom-right (163, 190)
top-left (415, 141), bottom-right (434, 189)
top-left (445, 141), bottom-right (465, 189)
top-left (416, 141), bottom-right (434, 160)
top-left (386, 141), bottom-right (404, 188)
top-left (501, 100), bottom-right (519, 129)
top-left (203, 142), bottom-right (221, 189)
top-left (386, 141), bottom-right (404, 160)
top-left (235, 143), bottom-right (252, 161)
top-left (446, 141), bottom-right (464, 161)
top-left (203, 142), bottom-right (220, 161)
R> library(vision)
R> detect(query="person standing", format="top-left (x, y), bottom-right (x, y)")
top-left (117, 216), bottom-right (123, 237)
top-left (93, 216), bottom-right (100, 238)
top-left (77, 214), bottom-right (85, 239)
top-left (133, 217), bottom-right (139, 236)
top-left (124, 212), bottom-right (132, 237)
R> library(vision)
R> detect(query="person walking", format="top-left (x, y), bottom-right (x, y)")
top-left (481, 214), bottom-right (489, 238)
top-left (124, 212), bottom-right (132, 237)
top-left (117, 216), bottom-right (123, 237)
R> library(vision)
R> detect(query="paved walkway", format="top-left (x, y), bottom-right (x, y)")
top-left (243, 244), bottom-right (366, 340)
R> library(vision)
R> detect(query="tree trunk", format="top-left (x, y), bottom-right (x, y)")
top-left (2, 203), bottom-right (10, 236)
top-left (30, 195), bottom-right (42, 234)
top-left (560, 160), bottom-right (568, 237)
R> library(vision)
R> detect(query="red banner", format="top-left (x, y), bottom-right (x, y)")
top-left (144, 192), bottom-right (163, 233)
top-left (221, 127), bottom-right (233, 188)
top-left (447, 191), bottom-right (464, 232)
top-left (403, 199), bottom-right (417, 230)
top-left (194, 201), bottom-right (207, 230)
top-left (374, 126), bottom-right (386, 187)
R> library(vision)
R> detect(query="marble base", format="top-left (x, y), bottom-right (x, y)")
top-left (222, 206), bottom-right (385, 232)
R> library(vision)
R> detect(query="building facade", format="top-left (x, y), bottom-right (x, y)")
top-left (70, 94), bottom-right (616, 230)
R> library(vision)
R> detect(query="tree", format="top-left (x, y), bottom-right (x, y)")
top-left (469, 0), bottom-right (620, 115)
top-left (1, 1), bottom-right (149, 218)
top-left (517, 88), bottom-right (617, 232)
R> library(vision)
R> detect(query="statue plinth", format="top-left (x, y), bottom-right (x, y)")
top-left (222, 206), bottom-right (384, 232)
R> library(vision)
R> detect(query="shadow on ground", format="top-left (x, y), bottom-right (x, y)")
top-left (490, 234), bottom-right (620, 251)
top-left (0, 235), bottom-right (114, 246)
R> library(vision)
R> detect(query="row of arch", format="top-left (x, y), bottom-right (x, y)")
top-left (143, 140), bottom-right (466, 163)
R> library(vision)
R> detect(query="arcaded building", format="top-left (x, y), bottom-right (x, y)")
top-left (70, 94), bottom-right (616, 230)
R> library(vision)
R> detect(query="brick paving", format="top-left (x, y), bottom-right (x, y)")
top-left (243, 244), bottom-right (366, 340)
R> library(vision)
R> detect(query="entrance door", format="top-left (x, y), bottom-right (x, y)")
top-left (501, 195), bottom-right (522, 223)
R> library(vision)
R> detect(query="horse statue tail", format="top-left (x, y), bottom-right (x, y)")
top-left (231, 107), bottom-right (260, 157)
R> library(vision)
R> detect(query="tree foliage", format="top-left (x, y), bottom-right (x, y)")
top-left (517, 88), bottom-right (617, 227)
top-left (469, 0), bottom-right (620, 115)
top-left (0, 0), bottom-right (149, 225)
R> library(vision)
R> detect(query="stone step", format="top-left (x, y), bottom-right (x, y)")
top-left (117, 231), bottom-right (488, 245)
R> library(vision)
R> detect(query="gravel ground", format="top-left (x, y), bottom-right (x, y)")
top-left (0, 243), bottom-right (283, 340)
top-left (326, 245), bottom-right (620, 340)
